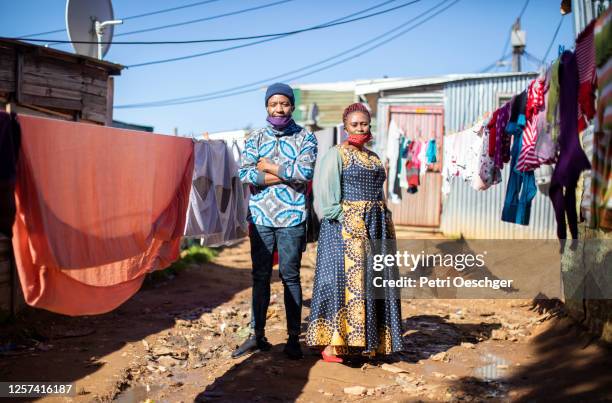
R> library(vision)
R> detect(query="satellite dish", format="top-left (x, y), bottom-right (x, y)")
top-left (66, 0), bottom-right (123, 60)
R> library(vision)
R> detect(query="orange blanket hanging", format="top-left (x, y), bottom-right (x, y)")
top-left (12, 115), bottom-right (194, 315)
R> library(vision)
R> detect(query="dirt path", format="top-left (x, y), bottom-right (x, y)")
top-left (1, 237), bottom-right (610, 402)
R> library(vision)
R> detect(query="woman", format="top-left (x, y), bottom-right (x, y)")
top-left (306, 103), bottom-right (403, 362)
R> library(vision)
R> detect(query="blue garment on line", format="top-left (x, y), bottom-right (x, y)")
top-left (426, 139), bottom-right (437, 164)
top-left (501, 115), bottom-right (536, 226)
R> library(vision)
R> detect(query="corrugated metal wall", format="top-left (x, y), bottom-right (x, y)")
top-left (572, 0), bottom-right (610, 36)
top-left (373, 75), bottom-right (557, 239)
top-left (441, 75), bottom-right (556, 239)
top-left (444, 75), bottom-right (536, 133)
top-left (441, 166), bottom-right (557, 239)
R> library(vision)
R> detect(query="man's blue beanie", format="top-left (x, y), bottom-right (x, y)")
top-left (265, 83), bottom-right (295, 106)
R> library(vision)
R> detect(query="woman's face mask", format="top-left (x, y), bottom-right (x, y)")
top-left (345, 111), bottom-right (372, 147)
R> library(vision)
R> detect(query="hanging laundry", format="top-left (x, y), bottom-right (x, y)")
top-left (502, 90), bottom-right (536, 226)
top-left (502, 131), bottom-right (537, 226)
top-left (595, 6), bottom-right (612, 67)
top-left (231, 139), bottom-right (243, 164)
top-left (312, 127), bottom-right (337, 221)
top-left (465, 124), bottom-right (484, 186)
top-left (405, 140), bottom-right (421, 193)
top-left (441, 123), bottom-right (482, 194)
top-left (505, 91), bottom-right (528, 162)
top-left (12, 115), bottom-right (194, 316)
top-left (0, 112), bottom-right (20, 237)
top-left (535, 164), bottom-right (554, 195)
top-left (398, 136), bottom-right (409, 189)
top-left (549, 51), bottom-right (592, 240)
top-left (516, 79), bottom-right (546, 172)
top-left (184, 140), bottom-right (249, 246)
top-left (461, 125), bottom-right (481, 182)
top-left (593, 7), bottom-right (612, 229)
top-left (547, 60), bottom-right (562, 142)
top-left (385, 119), bottom-right (402, 203)
top-left (417, 139), bottom-right (427, 177)
top-left (534, 107), bottom-right (558, 165)
top-left (426, 138), bottom-right (437, 164)
top-left (494, 101), bottom-right (512, 169)
top-left (580, 125), bottom-right (596, 225)
top-left (477, 124), bottom-right (502, 190)
top-left (486, 110), bottom-right (498, 158)
top-left (393, 135), bottom-right (404, 198)
top-left (575, 19), bottom-right (597, 132)
top-left (533, 68), bottom-right (558, 166)
top-left (441, 133), bottom-right (457, 196)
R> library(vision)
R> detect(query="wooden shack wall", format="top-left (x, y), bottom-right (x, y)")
top-left (0, 41), bottom-right (116, 124)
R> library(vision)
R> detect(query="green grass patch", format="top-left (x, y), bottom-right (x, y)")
top-left (148, 244), bottom-right (219, 283)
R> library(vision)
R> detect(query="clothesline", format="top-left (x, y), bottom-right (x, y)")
top-left (442, 7), bottom-right (611, 236)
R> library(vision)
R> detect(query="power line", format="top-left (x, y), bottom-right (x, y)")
top-left (523, 51), bottom-right (543, 69)
top-left (116, 0), bottom-right (298, 37)
top-left (116, 0), bottom-right (459, 108)
top-left (518, 0), bottom-right (531, 19)
top-left (39, 0), bottom-right (299, 49)
top-left (8, 0), bottom-right (418, 46)
top-left (118, 0), bottom-right (439, 107)
top-left (123, 0), bottom-right (421, 68)
top-left (117, 0), bottom-right (449, 107)
top-left (540, 15), bottom-right (565, 65)
top-left (18, 0), bottom-right (223, 39)
top-left (122, 0), bottom-right (222, 21)
top-left (479, 53), bottom-right (512, 73)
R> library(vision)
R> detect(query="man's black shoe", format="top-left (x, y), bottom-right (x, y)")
top-left (231, 335), bottom-right (272, 359)
top-left (283, 335), bottom-right (303, 360)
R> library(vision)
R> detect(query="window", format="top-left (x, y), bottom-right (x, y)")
top-left (497, 93), bottom-right (514, 109)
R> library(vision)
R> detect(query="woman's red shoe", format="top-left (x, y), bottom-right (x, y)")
top-left (321, 349), bottom-right (343, 363)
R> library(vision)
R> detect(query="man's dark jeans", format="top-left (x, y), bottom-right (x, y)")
top-left (250, 222), bottom-right (305, 337)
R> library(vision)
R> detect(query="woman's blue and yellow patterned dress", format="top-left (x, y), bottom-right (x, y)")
top-left (306, 144), bottom-right (403, 355)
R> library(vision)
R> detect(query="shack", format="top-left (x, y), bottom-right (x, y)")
top-left (355, 72), bottom-right (557, 239)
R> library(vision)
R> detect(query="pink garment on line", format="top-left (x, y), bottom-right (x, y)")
top-left (516, 79), bottom-right (545, 172)
top-left (576, 19), bottom-right (597, 132)
top-left (12, 115), bottom-right (194, 316)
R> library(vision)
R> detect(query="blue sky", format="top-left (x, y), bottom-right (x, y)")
top-left (2, 0), bottom-right (575, 135)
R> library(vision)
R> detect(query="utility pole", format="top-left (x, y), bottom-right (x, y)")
top-left (511, 18), bottom-right (527, 72)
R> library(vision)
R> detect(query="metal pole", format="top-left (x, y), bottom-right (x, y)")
top-left (511, 18), bottom-right (524, 72)
top-left (95, 21), bottom-right (103, 60)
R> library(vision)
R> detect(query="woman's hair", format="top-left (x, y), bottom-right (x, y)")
top-left (342, 103), bottom-right (371, 124)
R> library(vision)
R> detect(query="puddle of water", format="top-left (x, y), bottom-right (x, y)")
top-left (114, 384), bottom-right (161, 403)
top-left (474, 353), bottom-right (510, 381)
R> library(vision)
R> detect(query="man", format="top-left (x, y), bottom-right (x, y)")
top-left (233, 83), bottom-right (318, 359)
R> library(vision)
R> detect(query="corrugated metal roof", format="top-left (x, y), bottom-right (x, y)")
top-left (354, 72), bottom-right (537, 95)
top-left (444, 74), bottom-right (536, 133)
